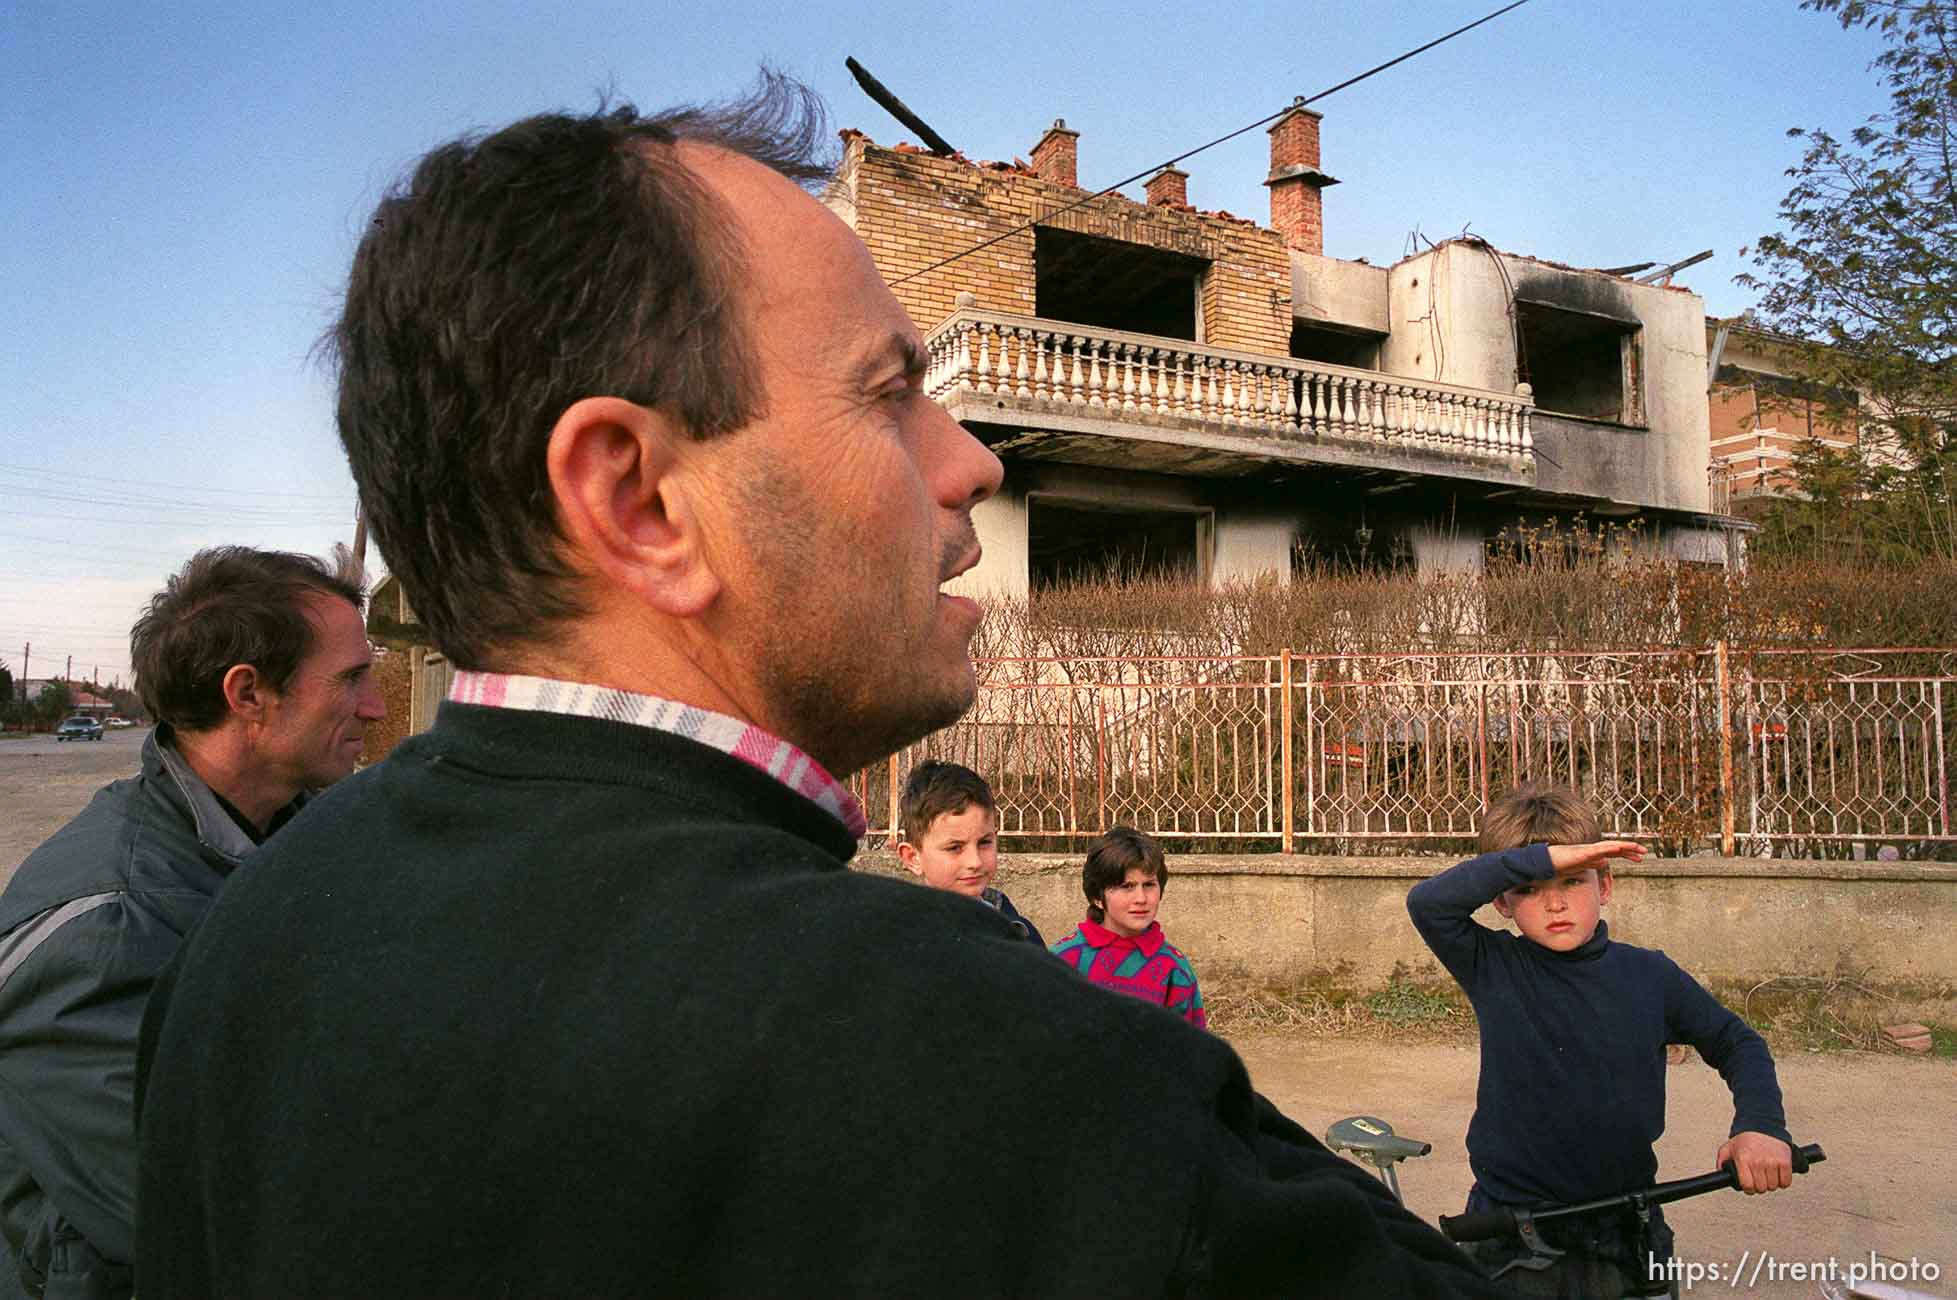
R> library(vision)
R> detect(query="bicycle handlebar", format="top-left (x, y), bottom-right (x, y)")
top-left (1438, 1207), bottom-right (1523, 1244)
top-left (1439, 1143), bottom-right (1825, 1244)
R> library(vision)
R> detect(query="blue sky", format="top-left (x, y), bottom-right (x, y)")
top-left (1, 0), bottom-right (1892, 687)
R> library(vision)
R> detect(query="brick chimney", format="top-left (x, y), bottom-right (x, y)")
top-left (1265, 102), bottom-right (1338, 255)
top-left (1031, 119), bottom-right (1080, 189)
top-left (1145, 165), bottom-right (1188, 207)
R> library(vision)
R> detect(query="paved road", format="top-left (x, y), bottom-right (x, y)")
top-left (4, 728), bottom-right (140, 758)
top-left (1, 727), bottom-right (148, 886)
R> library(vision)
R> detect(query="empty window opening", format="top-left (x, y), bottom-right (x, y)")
top-left (1516, 301), bottom-right (1642, 424)
top-left (1028, 497), bottom-right (1208, 589)
top-left (1289, 509), bottom-right (1413, 575)
top-left (1290, 321), bottom-right (1382, 370)
top-left (1034, 228), bottom-right (1206, 341)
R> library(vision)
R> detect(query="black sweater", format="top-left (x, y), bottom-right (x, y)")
top-left (138, 703), bottom-right (1502, 1299)
top-left (1406, 845), bottom-right (1789, 1207)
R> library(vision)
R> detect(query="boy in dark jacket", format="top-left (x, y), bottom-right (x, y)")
top-left (1407, 783), bottom-right (1793, 1298)
top-left (896, 760), bottom-right (1043, 946)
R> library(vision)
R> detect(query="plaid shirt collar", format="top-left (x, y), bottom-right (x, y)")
top-left (448, 671), bottom-right (866, 840)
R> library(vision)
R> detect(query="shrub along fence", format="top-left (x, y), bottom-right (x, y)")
top-left (854, 645), bottom-right (1957, 860)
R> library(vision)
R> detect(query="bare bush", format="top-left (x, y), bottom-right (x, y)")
top-left (978, 533), bottom-right (1957, 664)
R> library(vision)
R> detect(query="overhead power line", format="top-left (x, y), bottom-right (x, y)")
top-left (1, 507), bottom-right (341, 531)
top-left (5, 553), bottom-right (184, 575)
top-left (0, 487), bottom-right (347, 524)
top-left (0, 636), bottom-right (134, 651)
top-left (5, 645), bottom-right (134, 668)
top-left (0, 623), bottom-right (135, 640)
top-left (0, 529), bottom-right (219, 559)
top-left (891, 0), bottom-right (1532, 288)
top-left (0, 461), bottom-right (353, 501)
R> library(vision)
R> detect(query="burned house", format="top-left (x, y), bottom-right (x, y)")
top-left (825, 107), bottom-right (1742, 593)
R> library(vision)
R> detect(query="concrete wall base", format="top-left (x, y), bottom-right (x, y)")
top-left (855, 853), bottom-right (1957, 993)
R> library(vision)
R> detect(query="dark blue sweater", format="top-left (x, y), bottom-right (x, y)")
top-left (1406, 845), bottom-right (1789, 1206)
top-left (138, 703), bottom-right (1504, 1299)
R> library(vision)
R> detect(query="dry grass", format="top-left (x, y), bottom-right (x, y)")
top-left (1727, 973), bottom-right (1957, 1056)
top-left (1207, 969), bottom-right (1957, 1057)
top-left (1204, 971), bottom-right (1475, 1042)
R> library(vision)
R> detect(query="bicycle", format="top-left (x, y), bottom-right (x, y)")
top-left (1324, 1116), bottom-right (1878, 1297)
top-left (1437, 1141), bottom-right (1824, 1290)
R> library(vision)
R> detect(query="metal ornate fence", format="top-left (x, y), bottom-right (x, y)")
top-left (853, 646), bottom-right (1957, 857)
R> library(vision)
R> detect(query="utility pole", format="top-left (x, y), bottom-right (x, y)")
top-left (20, 643), bottom-right (27, 702)
top-left (66, 655), bottom-right (73, 682)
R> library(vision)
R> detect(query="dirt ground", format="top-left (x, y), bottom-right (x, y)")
top-left (5, 734), bottom-right (1953, 1295)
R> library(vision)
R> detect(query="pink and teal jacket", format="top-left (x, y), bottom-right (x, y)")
top-left (1050, 918), bottom-right (1207, 1030)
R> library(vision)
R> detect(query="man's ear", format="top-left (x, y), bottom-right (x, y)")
top-left (1597, 868), bottom-right (1614, 905)
top-left (1491, 892), bottom-right (1516, 919)
top-left (221, 663), bottom-right (268, 722)
top-left (546, 396), bottom-right (721, 618)
top-left (896, 840), bottom-right (921, 875)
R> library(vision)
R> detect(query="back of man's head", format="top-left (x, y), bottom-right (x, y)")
top-left (1477, 781), bottom-right (1601, 853)
top-left (328, 74), bottom-right (830, 671)
top-left (133, 546), bottom-right (366, 732)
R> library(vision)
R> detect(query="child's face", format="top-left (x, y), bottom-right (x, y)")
top-left (1096, 866), bottom-right (1162, 938)
top-left (899, 803), bottom-right (999, 898)
top-left (1494, 869), bottom-right (1612, 951)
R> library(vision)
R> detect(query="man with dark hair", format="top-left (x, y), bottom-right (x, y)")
top-left (0, 546), bottom-right (377, 1300)
top-left (137, 78), bottom-right (1499, 1299)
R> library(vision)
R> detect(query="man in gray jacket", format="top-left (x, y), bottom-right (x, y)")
top-left (0, 546), bottom-right (381, 1300)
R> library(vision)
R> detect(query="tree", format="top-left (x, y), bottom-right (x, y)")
top-left (102, 681), bottom-right (143, 721)
top-left (1741, 0), bottom-right (1957, 563)
top-left (0, 664), bottom-right (12, 709)
top-left (35, 681), bottom-right (72, 726)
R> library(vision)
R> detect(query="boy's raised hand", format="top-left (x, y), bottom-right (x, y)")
top-left (1544, 840), bottom-right (1645, 875)
top-left (1718, 1131), bottom-right (1794, 1193)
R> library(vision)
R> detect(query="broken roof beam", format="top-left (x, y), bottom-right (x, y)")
top-left (845, 58), bottom-right (956, 157)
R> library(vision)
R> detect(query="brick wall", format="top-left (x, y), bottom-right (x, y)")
top-left (1145, 167), bottom-right (1187, 207)
top-left (1709, 374), bottom-right (1857, 497)
top-left (1265, 106), bottom-right (1329, 256)
top-left (1030, 121), bottom-right (1079, 188)
top-left (1267, 180), bottom-right (1323, 257)
top-left (1268, 106), bottom-right (1322, 171)
top-left (359, 648), bottom-right (415, 766)
top-left (842, 135), bottom-right (1292, 356)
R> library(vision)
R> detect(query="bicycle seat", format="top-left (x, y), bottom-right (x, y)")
top-left (1326, 1115), bottom-right (1432, 1166)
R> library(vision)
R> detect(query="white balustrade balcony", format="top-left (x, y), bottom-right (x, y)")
top-left (923, 307), bottom-right (1535, 475)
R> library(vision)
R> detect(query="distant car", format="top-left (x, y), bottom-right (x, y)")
top-left (105, 716), bottom-right (135, 728)
top-left (56, 716), bottom-right (105, 741)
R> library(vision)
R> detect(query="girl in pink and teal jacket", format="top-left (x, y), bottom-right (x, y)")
top-left (1050, 825), bottom-right (1206, 1030)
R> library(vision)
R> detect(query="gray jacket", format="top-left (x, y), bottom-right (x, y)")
top-left (0, 728), bottom-right (295, 1300)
